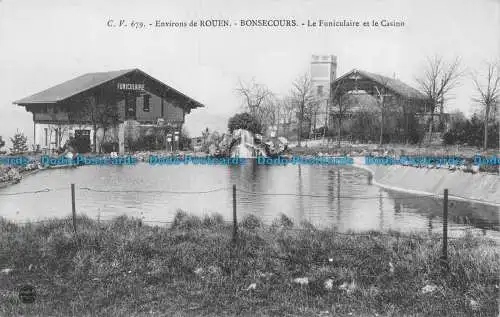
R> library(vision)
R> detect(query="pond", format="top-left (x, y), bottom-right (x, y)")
top-left (0, 161), bottom-right (498, 238)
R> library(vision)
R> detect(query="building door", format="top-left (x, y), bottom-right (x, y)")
top-left (125, 93), bottom-right (137, 120)
top-left (74, 129), bottom-right (91, 153)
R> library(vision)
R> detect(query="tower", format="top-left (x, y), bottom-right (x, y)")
top-left (310, 55), bottom-right (337, 133)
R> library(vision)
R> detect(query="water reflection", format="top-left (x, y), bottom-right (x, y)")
top-left (0, 163), bottom-right (498, 239)
top-left (335, 169), bottom-right (341, 230)
top-left (379, 190), bottom-right (384, 231)
top-left (297, 164), bottom-right (305, 222)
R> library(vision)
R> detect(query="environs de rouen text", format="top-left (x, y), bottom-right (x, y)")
top-left (106, 18), bottom-right (405, 29)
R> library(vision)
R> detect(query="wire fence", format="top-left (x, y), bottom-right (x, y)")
top-left (2, 185), bottom-right (498, 231)
top-left (1, 185), bottom-right (498, 224)
top-left (2, 185), bottom-right (498, 204)
top-left (1, 185), bottom-right (499, 285)
top-left (1, 184), bottom-right (498, 235)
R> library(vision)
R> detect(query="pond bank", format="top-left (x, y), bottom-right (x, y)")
top-left (0, 165), bottom-right (78, 189)
top-left (0, 213), bottom-right (498, 316)
top-left (352, 157), bottom-right (500, 206)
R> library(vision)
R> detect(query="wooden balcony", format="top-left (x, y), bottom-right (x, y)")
top-left (33, 112), bottom-right (70, 123)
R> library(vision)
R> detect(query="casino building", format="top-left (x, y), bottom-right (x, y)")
top-left (14, 68), bottom-right (204, 153)
top-left (302, 55), bottom-right (440, 143)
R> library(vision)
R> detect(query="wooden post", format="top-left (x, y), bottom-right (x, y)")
top-left (232, 184), bottom-right (237, 244)
top-left (71, 183), bottom-right (77, 234)
top-left (441, 189), bottom-right (448, 269)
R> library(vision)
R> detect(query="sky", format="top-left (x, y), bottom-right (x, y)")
top-left (0, 0), bottom-right (498, 146)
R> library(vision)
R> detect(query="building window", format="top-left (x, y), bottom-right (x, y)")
top-left (143, 94), bottom-right (150, 112)
top-left (125, 94), bottom-right (136, 119)
top-left (95, 93), bottom-right (101, 105)
top-left (317, 85), bottom-right (324, 96)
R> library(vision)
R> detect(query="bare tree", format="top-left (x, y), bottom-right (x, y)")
top-left (416, 56), bottom-right (463, 135)
top-left (330, 78), bottom-right (351, 147)
top-left (259, 94), bottom-right (281, 132)
top-left (280, 96), bottom-right (296, 137)
top-left (472, 61), bottom-right (500, 149)
top-left (372, 76), bottom-right (393, 146)
top-left (291, 73), bottom-right (316, 147)
top-left (47, 124), bottom-right (71, 152)
top-left (306, 98), bottom-right (321, 136)
top-left (201, 127), bottom-right (210, 150)
top-left (261, 95), bottom-right (285, 137)
top-left (79, 94), bottom-right (120, 153)
top-left (98, 103), bottom-right (120, 153)
top-left (273, 97), bottom-right (285, 137)
top-left (236, 79), bottom-right (274, 128)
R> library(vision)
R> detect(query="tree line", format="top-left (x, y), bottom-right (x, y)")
top-left (227, 57), bottom-right (499, 150)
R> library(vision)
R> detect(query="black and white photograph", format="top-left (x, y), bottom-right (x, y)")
top-left (0, 0), bottom-right (499, 316)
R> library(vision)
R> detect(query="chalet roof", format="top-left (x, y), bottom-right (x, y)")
top-left (13, 68), bottom-right (205, 108)
top-left (334, 69), bottom-right (428, 100)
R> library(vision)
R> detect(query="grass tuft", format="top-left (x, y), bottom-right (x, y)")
top-left (271, 213), bottom-right (294, 229)
top-left (202, 213), bottom-right (225, 228)
top-left (240, 213), bottom-right (263, 230)
top-left (170, 209), bottom-right (203, 230)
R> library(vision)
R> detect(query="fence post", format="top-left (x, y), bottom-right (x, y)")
top-left (441, 188), bottom-right (448, 269)
top-left (71, 183), bottom-right (77, 234)
top-left (232, 184), bottom-right (237, 244)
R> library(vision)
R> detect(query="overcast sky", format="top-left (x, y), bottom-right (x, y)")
top-left (0, 0), bottom-right (498, 145)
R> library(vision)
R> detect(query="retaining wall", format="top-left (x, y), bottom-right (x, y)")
top-left (352, 157), bottom-right (499, 206)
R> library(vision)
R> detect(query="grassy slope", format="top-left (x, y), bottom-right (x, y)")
top-left (0, 213), bottom-right (498, 317)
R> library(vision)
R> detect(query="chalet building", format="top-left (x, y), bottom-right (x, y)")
top-left (330, 69), bottom-right (429, 116)
top-left (14, 68), bottom-right (204, 153)
top-left (280, 66), bottom-right (433, 143)
top-left (283, 55), bottom-right (443, 143)
top-left (328, 69), bottom-right (432, 143)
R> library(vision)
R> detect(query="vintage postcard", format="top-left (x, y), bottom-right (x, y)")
top-left (0, 0), bottom-right (499, 316)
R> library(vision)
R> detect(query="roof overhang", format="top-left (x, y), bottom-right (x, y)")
top-left (331, 69), bottom-right (429, 101)
top-left (13, 68), bottom-right (205, 109)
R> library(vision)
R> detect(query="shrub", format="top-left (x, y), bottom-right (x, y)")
top-left (127, 134), bottom-right (165, 152)
top-left (228, 112), bottom-right (263, 135)
top-left (443, 113), bottom-right (499, 148)
top-left (100, 141), bottom-right (118, 153)
top-left (171, 210), bottom-right (188, 228)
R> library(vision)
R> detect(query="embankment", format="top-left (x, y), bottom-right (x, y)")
top-left (352, 157), bottom-right (500, 206)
